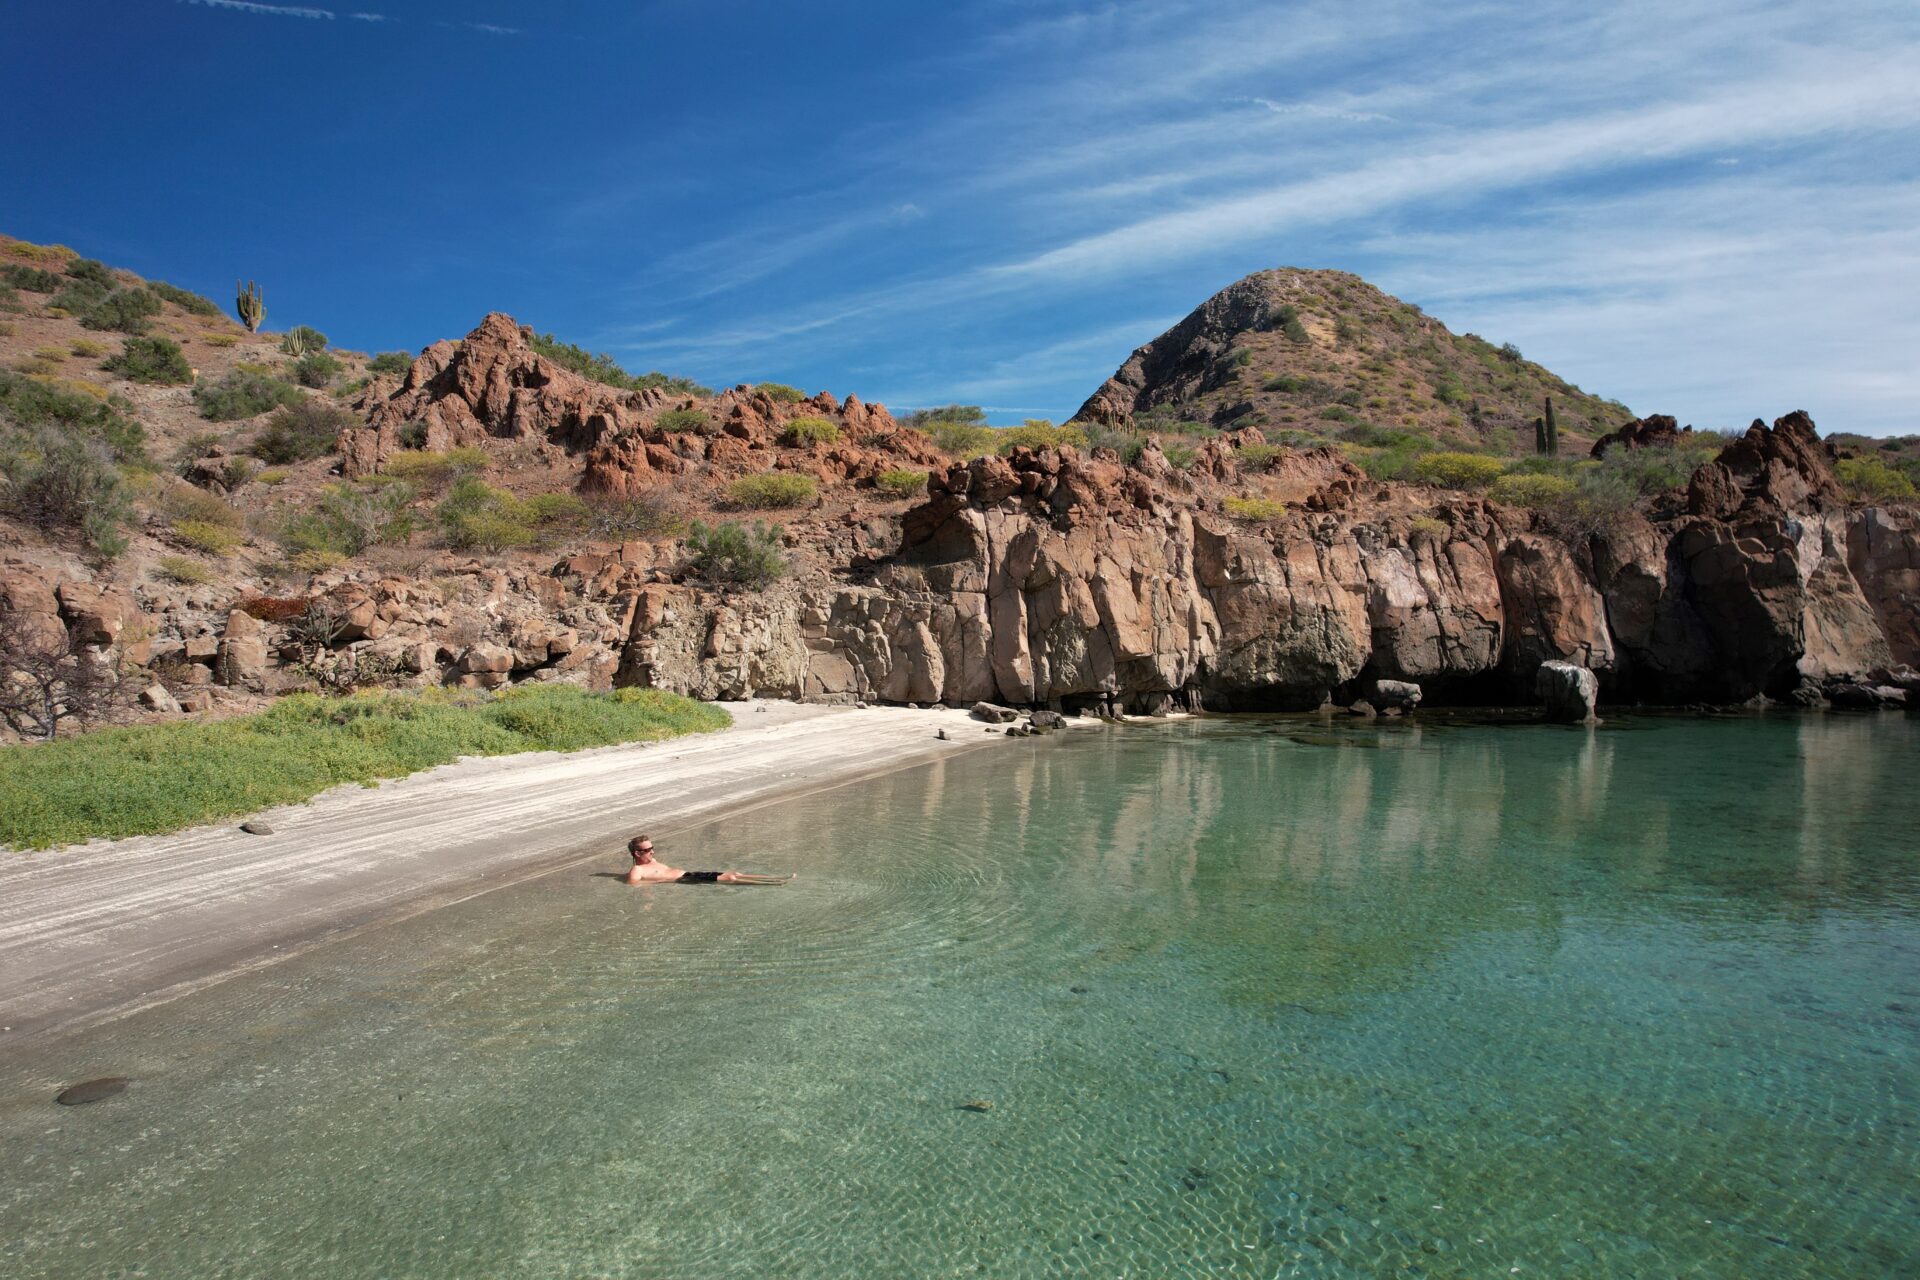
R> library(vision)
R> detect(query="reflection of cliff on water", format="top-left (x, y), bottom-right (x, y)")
top-left (906, 712), bottom-right (1920, 1017)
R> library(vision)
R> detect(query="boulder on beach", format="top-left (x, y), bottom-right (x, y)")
top-left (971, 702), bottom-right (1020, 724)
top-left (1536, 661), bottom-right (1600, 723)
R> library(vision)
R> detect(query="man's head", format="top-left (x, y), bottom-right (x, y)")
top-left (628, 834), bottom-right (655, 863)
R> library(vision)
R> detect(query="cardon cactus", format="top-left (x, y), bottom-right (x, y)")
top-left (279, 325), bottom-right (326, 358)
top-left (236, 280), bottom-right (264, 333)
top-left (1544, 395), bottom-right (1559, 457)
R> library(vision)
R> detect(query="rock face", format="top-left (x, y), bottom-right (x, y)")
top-left (618, 413), bottom-right (1918, 712)
top-left (1536, 660), bottom-right (1600, 722)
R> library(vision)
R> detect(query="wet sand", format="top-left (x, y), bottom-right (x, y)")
top-left (0, 701), bottom-right (1021, 1046)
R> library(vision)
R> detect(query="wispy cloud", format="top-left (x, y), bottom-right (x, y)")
top-left (182, 0), bottom-right (335, 18)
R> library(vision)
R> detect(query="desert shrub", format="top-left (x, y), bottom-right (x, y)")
top-left (587, 490), bottom-right (686, 539)
top-left (156, 555), bottom-right (215, 585)
top-left (250, 398), bottom-right (352, 462)
top-left (255, 467), bottom-right (290, 485)
top-left (655, 407), bottom-right (712, 434)
top-left (1596, 444), bottom-right (1706, 495)
top-left (381, 447), bottom-right (489, 487)
top-left (368, 350), bottom-right (412, 376)
top-left (287, 548), bottom-right (348, 574)
top-left (77, 287), bottom-right (165, 334)
top-left (727, 472), bottom-right (816, 509)
top-left (1224, 495), bottom-right (1288, 521)
top-left (1231, 348), bottom-right (1255, 368)
top-left (1835, 457), bottom-right (1918, 503)
top-left (685, 520), bottom-right (785, 589)
top-left (526, 332), bottom-right (711, 396)
top-left (148, 282), bottom-right (222, 316)
top-left (104, 335), bottom-right (193, 385)
top-left (434, 478), bottom-right (583, 552)
top-left (904, 404), bottom-right (987, 431)
top-left (196, 369), bottom-right (302, 421)
top-left (1489, 472), bottom-right (1578, 508)
top-left (1162, 442), bottom-right (1199, 470)
top-left (66, 258), bottom-right (114, 287)
top-left (1, 264), bottom-right (63, 292)
top-left (1084, 423), bottom-right (1149, 464)
top-left (283, 481), bottom-right (417, 557)
top-left (69, 338), bottom-right (107, 358)
top-left (782, 416), bottom-right (841, 445)
top-left (996, 420), bottom-right (1088, 453)
top-left (1235, 442), bottom-right (1281, 469)
top-left (757, 382), bottom-right (805, 403)
top-left (1411, 451), bottom-right (1507, 489)
top-left (279, 325), bottom-right (328, 356)
top-left (290, 352), bottom-right (342, 388)
top-left (171, 519), bottom-right (245, 555)
top-left (206, 333), bottom-right (240, 348)
top-left (1266, 304), bottom-right (1309, 343)
top-left (155, 479), bottom-right (245, 529)
top-left (876, 468), bottom-right (926, 497)
top-left (5, 240), bottom-right (73, 263)
top-left (1409, 515), bottom-right (1449, 539)
top-left (929, 421), bottom-right (993, 456)
top-left (0, 371), bottom-right (144, 555)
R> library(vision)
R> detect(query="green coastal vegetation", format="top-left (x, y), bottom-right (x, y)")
top-left (0, 686), bottom-right (730, 850)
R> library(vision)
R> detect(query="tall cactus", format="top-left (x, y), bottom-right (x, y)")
top-left (1544, 395), bottom-right (1559, 458)
top-left (1534, 416), bottom-right (1548, 455)
top-left (235, 280), bottom-right (264, 333)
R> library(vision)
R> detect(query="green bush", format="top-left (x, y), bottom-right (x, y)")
top-left (103, 335), bottom-right (193, 385)
top-left (69, 338), bottom-right (108, 358)
top-left (368, 350), bottom-right (412, 376)
top-left (876, 468), bottom-right (927, 497)
top-left (156, 555), bottom-right (215, 585)
top-left (783, 416), bottom-right (841, 445)
top-left (685, 520), bottom-right (785, 588)
top-left (381, 447), bottom-right (489, 486)
top-left (0, 686), bottom-right (730, 849)
top-left (1489, 472), bottom-right (1578, 508)
top-left (1267, 304), bottom-right (1309, 343)
top-left (196, 369), bottom-right (303, 421)
top-left (727, 471), bottom-right (817, 509)
top-left (1235, 442), bottom-right (1281, 469)
top-left (1411, 451), bottom-right (1507, 489)
top-left (655, 407), bottom-right (712, 434)
top-left (250, 399), bottom-right (353, 462)
top-left (279, 325), bottom-right (329, 356)
top-left (284, 481), bottom-right (417, 557)
top-left (66, 257), bottom-right (114, 287)
top-left (149, 281), bottom-right (222, 316)
top-left (905, 404), bottom-right (986, 430)
top-left (1224, 495), bottom-right (1288, 521)
top-left (290, 351), bottom-right (343, 388)
top-left (930, 421), bottom-right (994, 456)
top-left (155, 479), bottom-right (245, 530)
top-left (757, 382), bottom-right (806, 403)
top-left (77, 287), bottom-right (165, 334)
top-left (171, 518), bottom-right (245, 555)
top-left (0, 370), bottom-right (143, 555)
top-left (527, 331), bottom-right (711, 396)
top-left (1162, 442), bottom-right (1199, 470)
top-left (1836, 457), bottom-right (1918, 503)
top-left (995, 420), bottom-right (1088, 453)
top-left (1, 264), bottom-right (62, 292)
top-left (435, 477), bottom-right (586, 552)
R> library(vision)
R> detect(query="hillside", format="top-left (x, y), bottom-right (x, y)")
top-left (2, 231), bottom-right (1916, 751)
top-left (1074, 267), bottom-right (1634, 457)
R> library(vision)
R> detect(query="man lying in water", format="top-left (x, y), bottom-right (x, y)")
top-left (625, 835), bottom-right (793, 886)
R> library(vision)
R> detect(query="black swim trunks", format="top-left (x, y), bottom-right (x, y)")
top-left (676, 871), bottom-right (724, 884)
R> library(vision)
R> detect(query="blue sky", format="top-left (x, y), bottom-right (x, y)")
top-left (5, 1), bottom-right (1918, 433)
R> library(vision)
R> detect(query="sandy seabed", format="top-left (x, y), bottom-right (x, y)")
top-left (0, 701), bottom-right (1035, 1047)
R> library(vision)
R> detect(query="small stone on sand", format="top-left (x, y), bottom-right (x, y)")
top-left (56, 1077), bottom-right (129, 1106)
top-left (240, 821), bottom-right (274, 835)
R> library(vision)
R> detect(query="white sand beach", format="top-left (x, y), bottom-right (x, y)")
top-left (0, 702), bottom-right (1030, 1046)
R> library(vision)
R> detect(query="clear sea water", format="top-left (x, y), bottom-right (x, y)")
top-left (2, 712), bottom-right (1917, 1278)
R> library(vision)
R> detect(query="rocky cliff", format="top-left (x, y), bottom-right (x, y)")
top-left (4, 282), bottom-right (1916, 732)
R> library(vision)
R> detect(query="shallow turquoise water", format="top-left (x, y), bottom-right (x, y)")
top-left (3, 713), bottom-right (1917, 1278)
